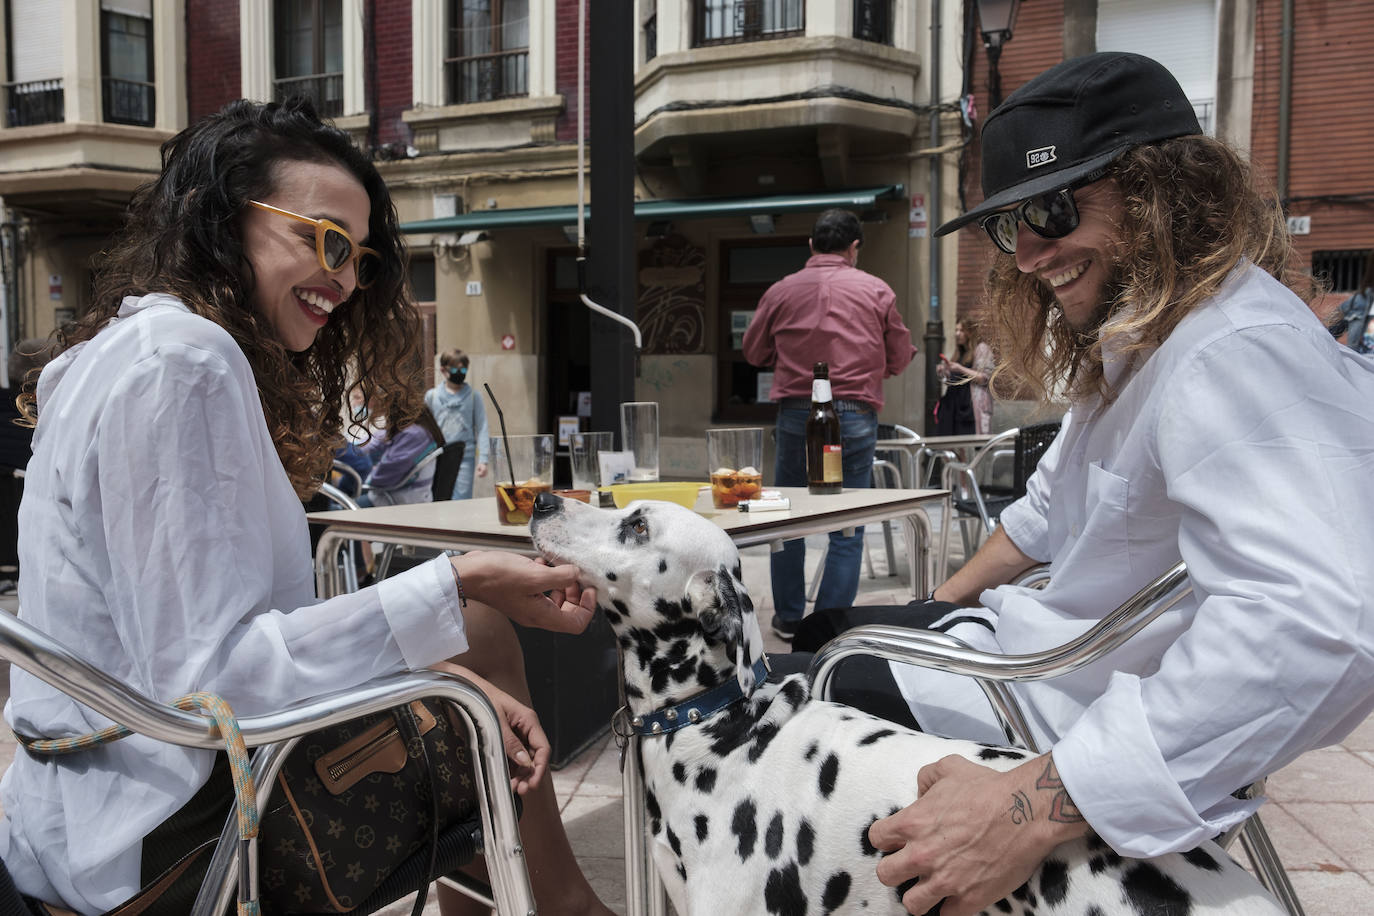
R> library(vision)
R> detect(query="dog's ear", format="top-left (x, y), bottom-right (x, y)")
top-left (687, 564), bottom-right (766, 694)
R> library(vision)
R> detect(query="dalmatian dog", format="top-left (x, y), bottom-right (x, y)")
top-left (529, 494), bottom-right (1285, 916)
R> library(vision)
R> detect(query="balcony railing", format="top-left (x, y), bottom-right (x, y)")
top-left (445, 50), bottom-right (529, 105)
top-left (4, 78), bottom-right (64, 128)
top-left (103, 77), bottom-right (156, 127)
top-left (693, 0), bottom-right (804, 47)
top-left (853, 0), bottom-right (894, 45)
top-left (274, 72), bottom-right (344, 118)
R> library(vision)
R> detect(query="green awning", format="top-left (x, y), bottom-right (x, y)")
top-left (399, 185), bottom-right (905, 234)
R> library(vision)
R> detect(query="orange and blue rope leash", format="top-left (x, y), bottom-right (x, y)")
top-left (18, 692), bottom-right (260, 916)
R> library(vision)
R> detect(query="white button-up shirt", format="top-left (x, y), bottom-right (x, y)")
top-left (895, 262), bottom-right (1374, 857)
top-left (0, 295), bottom-right (469, 913)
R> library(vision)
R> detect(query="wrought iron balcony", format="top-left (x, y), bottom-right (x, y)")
top-left (4, 79), bottom-right (64, 128)
top-left (693, 0), bottom-right (804, 47)
top-left (103, 77), bottom-right (156, 127)
top-left (445, 50), bottom-right (529, 105)
top-left (274, 72), bottom-right (344, 118)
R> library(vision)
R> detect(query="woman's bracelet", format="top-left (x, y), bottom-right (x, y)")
top-left (444, 548), bottom-right (468, 607)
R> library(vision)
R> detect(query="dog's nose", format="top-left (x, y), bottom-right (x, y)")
top-left (533, 491), bottom-right (563, 516)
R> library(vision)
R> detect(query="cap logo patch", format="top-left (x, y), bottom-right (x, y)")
top-left (1026, 146), bottom-right (1057, 169)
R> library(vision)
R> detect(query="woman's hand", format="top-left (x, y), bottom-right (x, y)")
top-left (453, 551), bottom-right (597, 633)
top-left (430, 661), bottom-right (550, 795)
top-left (475, 462), bottom-right (489, 478)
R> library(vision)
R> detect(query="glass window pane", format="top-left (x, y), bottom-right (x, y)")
top-left (410, 257), bottom-right (437, 303)
top-left (503, 0), bottom-right (529, 51)
top-left (727, 244), bottom-right (809, 284)
top-left (323, 0), bottom-right (343, 72)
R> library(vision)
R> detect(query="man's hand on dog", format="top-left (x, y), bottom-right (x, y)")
top-left (870, 753), bottom-right (1091, 916)
top-left (430, 662), bottom-right (550, 794)
top-left (452, 551), bottom-right (598, 633)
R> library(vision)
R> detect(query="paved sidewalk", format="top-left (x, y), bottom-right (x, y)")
top-left (3, 520), bottom-right (1372, 914)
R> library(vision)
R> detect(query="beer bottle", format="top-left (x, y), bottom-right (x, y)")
top-left (806, 361), bottom-right (843, 494)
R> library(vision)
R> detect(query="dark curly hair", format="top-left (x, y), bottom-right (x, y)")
top-left (985, 135), bottom-right (1320, 404)
top-left (19, 97), bottom-right (428, 498)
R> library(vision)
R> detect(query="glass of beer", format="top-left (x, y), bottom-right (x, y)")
top-left (706, 427), bottom-right (765, 509)
top-left (491, 434), bottom-right (555, 525)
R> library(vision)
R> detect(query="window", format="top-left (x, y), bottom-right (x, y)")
top-left (446, 0), bottom-right (530, 104)
top-left (853, 0), bottom-right (893, 46)
top-left (1097, 0), bottom-right (1217, 135)
top-left (101, 3), bottom-right (155, 127)
top-left (274, 0), bottom-right (343, 117)
top-left (1312, 250), bottom-right (1372, 294)
top-left (694, 0), bottom-right (804, 48)
top-left (5, 0), bottom-right (65, 127)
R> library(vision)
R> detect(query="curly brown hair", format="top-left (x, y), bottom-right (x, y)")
top-left (985, 135), bottom-right (1320, 404)
top-left (19, 98), bottom-right (428, 498)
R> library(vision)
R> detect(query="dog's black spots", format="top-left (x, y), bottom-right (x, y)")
top-left (605, 571), bottom-right (617, 582)
top-left (748, 721), bottom-right (781, 763)
top-left (694, 814), bottom-right (709, 842)
top-left (695, 767), bottom-right (718, 794)
top-left (696, 660), bottom-right (717, 688)
top-left (1089, 848), bottom-right (1123, 874)
top-left (859, 817), bottom-right (879, 857)
top-left (672, 762), bottom-right (688, 784)
top-left (779, 678), bottom-right (807, 710)
top-left (803, 741), bottom-right (819, 761)
top-left (659, 558), bottom-right (668, 574)
top-left (821, 871), bottom-right (850, 914)
top-left (1010, 880), bottom-right (1038, 908)
top-left (617, 509), bottom-right (650, 545)
top-left (1089, 855), bottom-right (1109, 875)
top-left (732, 562), bottom-right (743, 581)
top-left (612, 598), bottom-right (631, 618)
top-left (624, 683), bottom-right (643, 699)
top-left (1085, 832), bottom-right (1108, 851)
top-left (765, 811), bottom-right (785, 859)
top-left (665, 823), bottom-right (682, 857)
top-left (978, 747), bottom-right (1029, 761)
top-left (654, 596), bottom-right (689, 622)
top-left (646, 789), bottom-right (662, 835)
top-left (1038, 857), bottom-right (1069, 907)
top-left (731, 799), bottom-right (758, 862)
top-left (603, 606), bottom-right (622, 626)
top-left (994, 899), bottom-right (1014, 913)
top-left (676, 862), bottom-right (686, 881)
top-left (705, 707), bottom-right (753, 758)
top-left (817, 752), bottom-right (840, 798)
top-left (1182, 846), bottom-right (1223, 872)
top-left (796, 819), bottom-right (815, 866)
top-left (858, 729), bottom-right (896, 746)
top-left (652, 618), bottom-right (700, 642)
top-left (1122, 861), bottom-right (1191, 914)
top-left (838, 713), bottom-right (854, 721)
top-left (763, 862), bottom-right (806, 916)
top-left (1085, 907), bottom-right (1106, 916)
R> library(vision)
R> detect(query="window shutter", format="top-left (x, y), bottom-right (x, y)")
top-left (9, 0), bottom-right (65, 83)
top-left (1097, 0), bottom-right (1217, 132)
top-left (101, 0), bottom-right (153, 17)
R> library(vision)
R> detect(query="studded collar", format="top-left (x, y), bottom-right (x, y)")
top-left (625, 659), bottom-right (771, 738)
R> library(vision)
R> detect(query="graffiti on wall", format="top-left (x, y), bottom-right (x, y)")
top-left (637, 237), bottom-right (706, 354)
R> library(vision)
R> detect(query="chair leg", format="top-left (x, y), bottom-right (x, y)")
top-left (1238, 813), bottom-right (1306, 916)
top-left (374, 543), bottom-right (395, 581)
top-left (806, 542), bottom-right (829, 603)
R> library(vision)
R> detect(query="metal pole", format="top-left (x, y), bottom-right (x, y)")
top-left (922, 0), bottom-right (945, 434)
top-left (1276, 0), bottom-right (1294, 200)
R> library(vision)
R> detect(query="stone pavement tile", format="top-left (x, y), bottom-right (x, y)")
top-left (1269, 746), bottom-right (1374, 803)
top-left (576, 855), bottom-right (628, 916)
top-left (1341, 715), bottom-right (1374, 752)
top-left (1283, 802), bottom-right (1374, 872)
top-left (1281, 869), bottom-right (1373, 916)
top-left (552, 734), bottom-right (603, 811)
top-left (1250, 803), bottom-right (1351, 871)
top-left (574, 733), bottom-right (626, 798)
top-left (561, 794), bottom-right (626, 858)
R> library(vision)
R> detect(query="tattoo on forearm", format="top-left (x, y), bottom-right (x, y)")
top-left (1009, 790), bottom-right (1033, 825)
top-left (1036, 760), bottom-right (1085, 823)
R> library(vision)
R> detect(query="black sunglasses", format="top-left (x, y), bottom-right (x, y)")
top-left (979, 186), bottom-right (1083, 255)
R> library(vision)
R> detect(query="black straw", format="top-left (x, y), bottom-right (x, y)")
top-left (483, 383), bottom-right (517, 487)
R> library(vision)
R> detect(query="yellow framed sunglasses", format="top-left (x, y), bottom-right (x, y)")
top-left (248, 200), bottom-right (382, 289)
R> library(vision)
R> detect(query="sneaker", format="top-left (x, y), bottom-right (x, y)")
top-left (770, 616), bottom-right (800, 641)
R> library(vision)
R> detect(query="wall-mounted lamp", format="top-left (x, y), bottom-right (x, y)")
top-left (749, 214), bottom-right (775, 235)
top-left (646, 220), bottom-right (673, 239)
top-left (457, 230), bottom-right (490, 246)
top-left (975, 0), bottom-right (1021, 109)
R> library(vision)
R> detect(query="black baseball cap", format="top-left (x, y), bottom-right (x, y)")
top-left (935, 52), bottom-right (1201, 237)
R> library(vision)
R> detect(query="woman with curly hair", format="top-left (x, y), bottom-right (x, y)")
top-left (1, 98), bottom-right (614, 916)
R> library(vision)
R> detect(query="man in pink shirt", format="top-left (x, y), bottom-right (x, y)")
top-left (743, 208), bottom-right (917, 639)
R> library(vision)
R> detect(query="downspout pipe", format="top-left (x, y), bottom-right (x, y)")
top-left (922, 0), bottom-right (944, 435)
top-left (1276, 0), bottom-right (1294, 201)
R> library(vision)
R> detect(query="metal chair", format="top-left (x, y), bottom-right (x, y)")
top-left (369, 442), bottom-right (466, 580)
top-left (330, 457), bottom-right (365, 497)
top-left (808, 563), bottom-right (1306, 916)
top-left (940, 422), bottom-right (1060, 575)
top-left (804, 456), bottom-right (903, 603)
top-left (0, 609), bottom-right (535, 916)
top-left (317, 481), bottom-right (362, 593)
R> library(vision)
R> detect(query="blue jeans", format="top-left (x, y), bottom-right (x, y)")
top-left (452, 450), bottom-right (477, 500)
top-left (770, 407), bottom-right (878, 623)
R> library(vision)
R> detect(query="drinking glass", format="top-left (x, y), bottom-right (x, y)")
top-left (491, 434), bottom-right (555, 525)
top-left (619, 401), bottom-right (659, 482)
top-left (706, 427), bottom-right (765, 509)
top-left (569, 431), bottom-right (614, 491)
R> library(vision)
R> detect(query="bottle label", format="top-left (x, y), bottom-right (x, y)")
top-left (821, 444), bottom-right (842, 483)
top-left (812, 379), bottom-right (832, 402)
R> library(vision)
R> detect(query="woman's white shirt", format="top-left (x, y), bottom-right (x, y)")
top-left (0, 294), bottom-right (469, 913)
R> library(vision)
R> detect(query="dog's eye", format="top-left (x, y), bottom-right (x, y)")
top-left (632, 518), bottom-right (648, 535)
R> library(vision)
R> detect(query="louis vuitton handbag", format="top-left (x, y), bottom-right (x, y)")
top-left (257, 698), bottom-right (483, 915)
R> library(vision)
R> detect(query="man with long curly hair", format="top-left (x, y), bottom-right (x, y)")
top-left (787, 52), bottom-right (1374, 915)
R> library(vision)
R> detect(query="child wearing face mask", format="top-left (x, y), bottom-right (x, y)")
top-left (424, 348), bottom-right (490, 499)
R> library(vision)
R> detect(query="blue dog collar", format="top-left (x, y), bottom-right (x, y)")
top-left (630, 659), bottom-right (771, 737)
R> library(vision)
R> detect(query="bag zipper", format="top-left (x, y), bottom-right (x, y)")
top-left (327, 724), bottom-right (400, 783)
